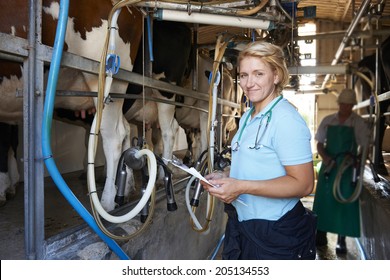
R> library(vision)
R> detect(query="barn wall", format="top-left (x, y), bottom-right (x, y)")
top-left (16, 120), bottom-right (106, 180)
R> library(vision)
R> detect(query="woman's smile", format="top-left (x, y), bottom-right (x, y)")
top-left (239, 56), bottom-right (279, 113)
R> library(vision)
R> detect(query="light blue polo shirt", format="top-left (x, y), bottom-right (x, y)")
top-left (230, 97), bottom-right (312, 222)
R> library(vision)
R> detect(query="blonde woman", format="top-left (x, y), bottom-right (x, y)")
top-left (201, 41), bottom-right (316, 260)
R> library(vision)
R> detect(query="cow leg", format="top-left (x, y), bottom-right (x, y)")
top-left (151, 124), bottom-right (163, 156)
top-left (6, 148), bottom-right (19, 199)
top-left (0, 172), bottom-right (10, 207)
top-left (183, 128), bottom-right (202, 166)
top-left (183, 129), bottom-right (194, 165)
top-left (0, 123), bottom-right (12, 206)
top-left (135, 123), bottom-right (155, 151)
top-left (99, 101), bottom-right (134, 211)
top-left (156, 99), bottom-right (179, 178)
top-left (192, 129), bottom-right (202, 163)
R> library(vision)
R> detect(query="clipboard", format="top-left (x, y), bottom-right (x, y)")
top-left (169, 160), bottom-right (217, 187)
top-left (166, 158), bottom-right (248, 206)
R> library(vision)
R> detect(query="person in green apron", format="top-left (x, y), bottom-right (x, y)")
top-left (313, 88), bottom-right (369, 254)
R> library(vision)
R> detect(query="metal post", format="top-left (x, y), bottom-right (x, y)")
top-left (192, 24), bottom-right (199, 92)
top-left (24, 0), bottom-right (45, 259)
top-left (373, 19), bottom-right (382, 169)
top-left (217, 64), bottom-right (223, 152)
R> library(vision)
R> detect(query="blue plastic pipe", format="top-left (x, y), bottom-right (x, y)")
top-left (146, 12), bottom-right (154, 62)
top-left (210, 234), bottom-right (225, 260)
top-left (41, 0), bottom-right (129, 260)
top-left (355, 238), bottom-right (368, 260)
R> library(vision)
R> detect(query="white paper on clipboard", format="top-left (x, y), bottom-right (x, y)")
top-left (167, 159), bottom-right (248, 206)
top-left (169, 160), bottom-right (217, 187)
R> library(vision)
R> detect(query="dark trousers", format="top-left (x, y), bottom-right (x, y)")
top-left (222, 201), bottom-right (317, 260)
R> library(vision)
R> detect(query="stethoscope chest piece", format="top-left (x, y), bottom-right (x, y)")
top-left (232, 95), bottom-right (282, 152)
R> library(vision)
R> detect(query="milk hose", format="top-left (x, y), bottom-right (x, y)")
top-left (181, 149), bottom-right (211, 233)
top-left (87, 119), bottom-right (157, 223)
top-left (332, 153), bottom-right (364, 203)
top-left (208, 70), bottom-right (220, 173)
top-left (185, 175), bottom-right (205, 231)
top-left (87, 0), bottom-right (157, 225)
top-left (41, 0), bottom-right (129, 259)
top-left (333, 69), bottom-right (378, 203)
top-left (206, 34), bottom-right (229, 172)
top-left (88, 144), bottom-right (157, 241)
top-left (188, 35), bottom-right (229, 233)
top-left (187, 34), bottom-right (233, 232)
top-left (210, 234), bottom-right (225, 260)
top-left (189, 155), bottom-right (214, 233)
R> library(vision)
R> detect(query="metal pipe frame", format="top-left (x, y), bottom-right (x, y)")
top-left (321, 0), bottom-right (372, 89)
top-left (136, 1), bottom-right (278, 21)
top-left (24, 0), bottom-right (45, 260)
top-left (294, 28), bottom-right (390, 42)
top-left (0, 32), bottom-right (239, 109)
top-left (3, 30), bottom-right (352, 95)
top-left (354, 91), bottom-right (390, 110)
top-left (288, 65), bottom-right (348, 75)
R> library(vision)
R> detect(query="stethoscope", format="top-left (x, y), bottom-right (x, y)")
top-left (232, 95), bottom-right (283, 152)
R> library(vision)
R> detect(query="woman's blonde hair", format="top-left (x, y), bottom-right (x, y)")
top-left (238, 41), bottom-right (290, 93)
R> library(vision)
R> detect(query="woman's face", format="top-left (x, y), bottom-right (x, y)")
top-left (239, 56), bottom-right (279, 106)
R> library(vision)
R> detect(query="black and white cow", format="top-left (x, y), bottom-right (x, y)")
top-left (0, 0), bottom-right (207, 210)
top-left (124, 20), bottom-right (193, 163)
top-left (0, 0), bottom-right (143, 210)
top-left (175, 55), bottom-right (242, 164)
top-left (0, 122), bottom-right (19, 206)
top-left (0, 0), bottom-right (241, 210)
top-left (126, 24), bottom-right (242, 168)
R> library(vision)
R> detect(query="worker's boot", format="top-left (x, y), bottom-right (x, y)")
top-left (336, 235), bottom-right (347, 254)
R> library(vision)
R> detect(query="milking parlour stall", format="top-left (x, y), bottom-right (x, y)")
top-left (1, 0), bottom-right (390, 278)
top-left (0, 0), bottom-right (247, 261)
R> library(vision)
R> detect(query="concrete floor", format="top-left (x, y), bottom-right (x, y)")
top-left (0, 170), bottom-right (94, 260)
top-left (1, 164), bottom-right (224, 260)
top-left (301, 195), bottom-right (361, 260)
top-left (0, 181), bottom-right (25, 259)
top-left (0, 171), bottom-right (362, 260)
top-left (2, 129), bottom-right (388, 260)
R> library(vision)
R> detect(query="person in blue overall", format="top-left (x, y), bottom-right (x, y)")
top-left (313, 88), bottom-right (369, 254)
top-left (201, 41), bottom-right (317, 260)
